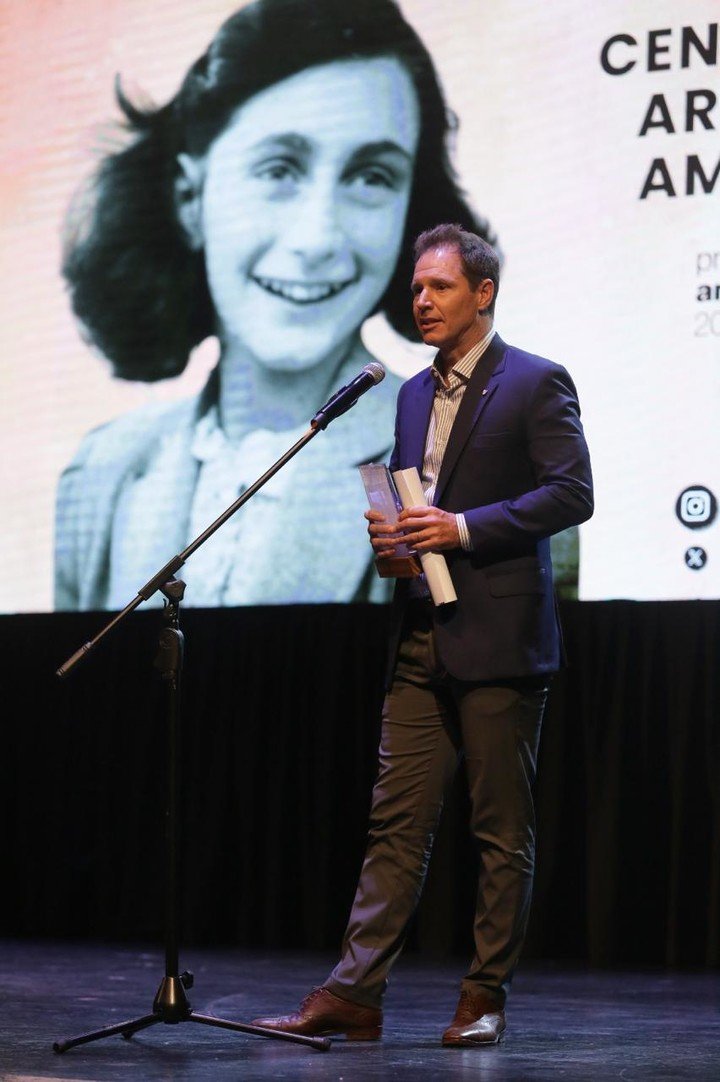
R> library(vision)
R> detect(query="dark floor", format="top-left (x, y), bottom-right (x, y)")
top-left (1, 940), bottom-right (718, 1081)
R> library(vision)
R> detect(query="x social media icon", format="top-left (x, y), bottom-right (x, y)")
top-left (684, 547), bottom-right (707, 570)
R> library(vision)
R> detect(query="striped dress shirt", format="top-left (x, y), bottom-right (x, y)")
top-left (420, 326), bottom-right (496, 551)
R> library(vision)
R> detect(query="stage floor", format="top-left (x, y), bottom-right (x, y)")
top-left (1, 940), bottom-right (718, 1081)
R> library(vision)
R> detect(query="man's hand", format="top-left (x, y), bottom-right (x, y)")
top-left (365, 509), bottom-right (402, 557)
top-left (396, 505), bottom-right (460, 553)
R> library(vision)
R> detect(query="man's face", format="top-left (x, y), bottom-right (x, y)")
top-left (411, 245), bottom-right (489, 361)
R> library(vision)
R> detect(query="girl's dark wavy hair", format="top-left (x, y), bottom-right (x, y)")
top-left (62, 0), bottom-right (498, 381)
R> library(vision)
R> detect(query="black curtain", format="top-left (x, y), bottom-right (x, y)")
top-left (2, 601), bottom-right (718, 967)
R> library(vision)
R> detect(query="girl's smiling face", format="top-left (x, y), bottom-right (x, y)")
top-left (180, 57), bottom-right (420, 374)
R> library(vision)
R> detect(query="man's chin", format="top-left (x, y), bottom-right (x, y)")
top-left (420, 330), bottom-right (443, 348)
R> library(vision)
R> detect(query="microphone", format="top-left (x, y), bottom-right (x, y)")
top-left (311, 361), bottom-right (386, 430)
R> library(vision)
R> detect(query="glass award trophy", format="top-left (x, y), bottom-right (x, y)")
top-left (358, 463), bottom-right (421, 578)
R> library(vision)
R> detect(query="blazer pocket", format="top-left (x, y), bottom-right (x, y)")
top-left (471, 431), bottom-right (518, 449)
top-left (486, 561), bottom-right (546, 597)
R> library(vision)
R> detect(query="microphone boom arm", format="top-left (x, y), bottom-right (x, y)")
top-left (56, 362), bottom-right (386, 677)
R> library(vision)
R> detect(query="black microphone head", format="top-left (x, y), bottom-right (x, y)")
top-left (363, 361), bottom-right (386, 385)
top-left (311, 360), bottom-right (386, 430)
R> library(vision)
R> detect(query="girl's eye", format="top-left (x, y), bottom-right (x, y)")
top-left (262, 163), bottom-right (292, 180)
top-left (358, 167), bottom-right (395, 188)
top-left (345, 165), bottom-right (400, 205)
top-left (252, 157), bottom-right (302, 187)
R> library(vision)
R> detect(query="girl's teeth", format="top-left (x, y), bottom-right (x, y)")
top-left (254, 276), bottom-right (346, 303)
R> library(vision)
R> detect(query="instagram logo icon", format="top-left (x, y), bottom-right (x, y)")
top-left (676, 486), bottom-right (717, 529)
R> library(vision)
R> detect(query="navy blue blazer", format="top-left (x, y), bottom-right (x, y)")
top-left (387, 333), bottom-right (594, 683)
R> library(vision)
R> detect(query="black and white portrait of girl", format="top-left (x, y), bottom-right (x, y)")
top-left (55, 0), bottom-right (501, 609)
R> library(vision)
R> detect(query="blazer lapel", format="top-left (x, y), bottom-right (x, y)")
top-left (403, 370), bottom-right (436, 471)
top-left (435, 333), bottom-right (507, 504)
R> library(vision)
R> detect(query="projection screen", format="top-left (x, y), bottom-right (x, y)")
top-left (0, 0), bottom-right (717, 611)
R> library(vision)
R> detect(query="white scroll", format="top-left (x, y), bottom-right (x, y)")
top-left (391, 467), bottom-right (458, 606)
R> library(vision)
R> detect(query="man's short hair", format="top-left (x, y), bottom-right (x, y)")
top-left (413, 223), bottom-right (500, 315)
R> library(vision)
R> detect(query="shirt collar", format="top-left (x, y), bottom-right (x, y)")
top-left (189, 353), bottom-right (400, 470)
top-left (431, 326), bottom-right (496, 387)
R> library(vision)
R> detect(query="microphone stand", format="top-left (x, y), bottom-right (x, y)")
top-left (53, 416), bottom-right (339, 1056)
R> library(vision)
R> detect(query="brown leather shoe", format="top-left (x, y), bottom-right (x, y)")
top-left (251, 987), bottom-right (382, 1041)
top-left (441, 989), bottom-right (506, 1046)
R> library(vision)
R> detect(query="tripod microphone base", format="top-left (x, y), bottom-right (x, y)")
top-left (53, 972), bottom-right (332, 1054)
top-left (152, 971), bottom-right (193, 1019)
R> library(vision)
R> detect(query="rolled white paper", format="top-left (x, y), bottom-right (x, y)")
top-left (391, 467), bottom-right (458, 606)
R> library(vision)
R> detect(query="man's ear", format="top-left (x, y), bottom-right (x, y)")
top-left (174, 153), bottom-right (205, 251)
top-left (477, 278), bottom-right (495, 315)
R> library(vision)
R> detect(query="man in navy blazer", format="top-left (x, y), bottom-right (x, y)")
top-left (384, 315), bottom-right (593, 686)
top-left (254, 224), bottom-right (593, 1046)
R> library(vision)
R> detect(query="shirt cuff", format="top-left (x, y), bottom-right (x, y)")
top-left (456, 513), bottom-right (473, 552)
